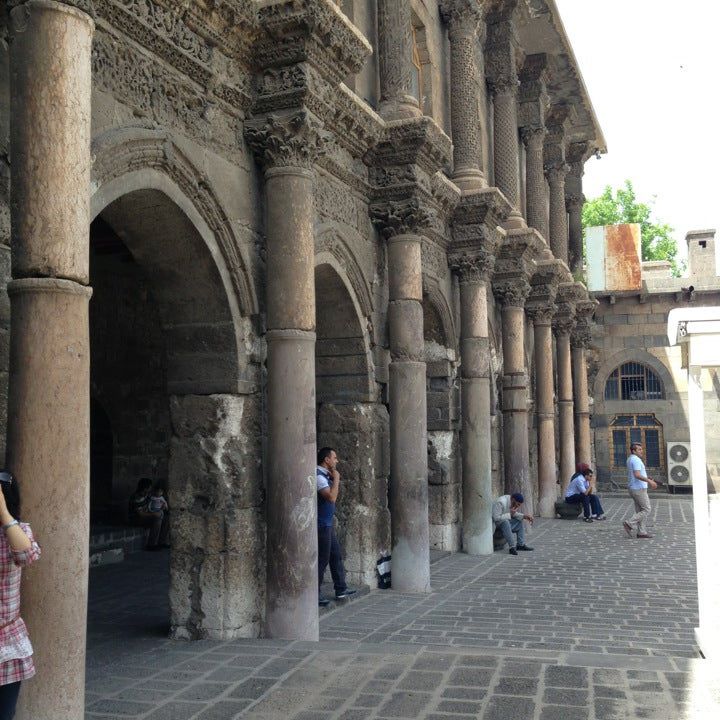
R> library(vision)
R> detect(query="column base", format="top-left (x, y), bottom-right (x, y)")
top-left (503, 212), bottom-right (528, 231)
top-left (379, 97), bottom-right (422, 121)
top-left (453, 169), bottom-right (487, 193)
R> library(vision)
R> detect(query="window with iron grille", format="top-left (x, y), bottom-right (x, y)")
top-left (610, 414), bottom-right (664, 468)
top-left (604, 362), bottom-right (664, 401)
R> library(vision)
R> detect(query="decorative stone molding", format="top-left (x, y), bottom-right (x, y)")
top-left (484, 0), bottom-right (522, 94)
top-left (439, 0), bottom-right (482, 38)
top-left (543, 103), bottom-right (575, 172)
top-left (244, 109), bottom-right (331, 170)
top-left (526, 302), bottom-right (556, 326)
top-left (254, 0), bottom-right (371, 87)
top-left (91, 126), bottom-right (258, 316)
top-left (518, 52), bottom-right (549, 130)
top-left (449, 249), bottom-right (495, 284)
top-left (370, 197), bottom-right (436, 240)
top-left (493, 228), bottom-right (544, 283)
top-left (528, 258), bottom-right (564, 306)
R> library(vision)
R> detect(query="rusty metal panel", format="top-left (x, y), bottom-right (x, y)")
top-left (604, 224), bottom-right (642, 292)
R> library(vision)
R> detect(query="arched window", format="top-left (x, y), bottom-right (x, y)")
top-left (609, 414), bottom-right (664, 470)
top-left (604, 362), bottom-right (664, 401)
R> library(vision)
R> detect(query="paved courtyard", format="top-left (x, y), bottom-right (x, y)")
top-left (84, 497), bottom-right (719, 719)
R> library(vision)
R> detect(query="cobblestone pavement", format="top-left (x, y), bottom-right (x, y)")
top-left (84, 497), bottom-right (720, 719)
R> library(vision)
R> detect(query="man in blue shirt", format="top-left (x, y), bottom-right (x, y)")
top-left (624, 443), bottom-right (657, 538)
top-left (565, 463), bottom-right (606, 523)
top-left (317, 447), bottom-right (356, 606)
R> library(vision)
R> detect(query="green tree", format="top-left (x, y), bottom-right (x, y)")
top-left (582, 180), bottom-right (684, 276)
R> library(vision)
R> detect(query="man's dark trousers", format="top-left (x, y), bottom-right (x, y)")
top-left (318, 525), bottom-right (347, 596)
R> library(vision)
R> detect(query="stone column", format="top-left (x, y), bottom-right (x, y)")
top-left (440, 0), bottom-right (485, 192)
top-left (485, 8), bottom-right (525, 229)
top-left (494, 279), bottom-right (533, 507)
top-left (572, 301), bottom-right (595, 466)
top-left (547, 165), bottom-right (569, 264)
top-left (245, 110), bottom-right (329, 640)
top-left (527, 304), bottom-right (557, 517)
top-left (372, 200), bottom-right (430, 592)
top-left (554, 315), bottom-right (576, 490)
top-left (451, 250), bottom-right (495, 555)
top-left (566, 193), bottom-right (584, 275)
top-left (522, 128), bottom-right (548, 240)
top-left (377, 0), bottom-right (420, 119)
top-left (7, 2), bottom-right (94, 718)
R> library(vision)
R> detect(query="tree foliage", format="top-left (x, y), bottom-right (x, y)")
top-left (582, 180), bottom-right (683, 276)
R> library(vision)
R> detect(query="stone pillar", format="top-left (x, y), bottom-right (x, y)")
top-left (377, 0), bottom-right (420, 119)
top-left (494, 279), bottom-right (533, 507)
top-left (440, 0), bottom-right (485, 192)
top-left (485, 7), bottom-right (525, 229)
top-left (7, 2), bottom-right (94, 718)
top-left (451, 250), bottom-right (495, 555)
top-left (522, 128), bottom-right (548, 240)
top-left (572, 301), bottom-right (595, 466)
top-left (372, 200), bottom-right (431, 593)
top-left (565, 145), bottom-right (588, 275)
top-left (554, 316), bottom-right (576, 490)
top-left (547, 165), bottom-right (569, 264)
top-left (245, 110), bottom-right (329, 640)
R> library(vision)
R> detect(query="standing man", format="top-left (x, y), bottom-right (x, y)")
top-left (317, 447), bottom-right (356, 606)
top-left (624, 443), bottom-right (657, 539)
top-left (492, 492), bottom-right (534, 556)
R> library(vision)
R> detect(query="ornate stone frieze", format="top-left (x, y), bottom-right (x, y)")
top-left (92, 31), bottom-right (243, 160)
top-left (368, 116), bottom-right (453, 176)
top-left (245, 109), bottom-right (331, 170)
top-left (254, 0), bottom-right (371, 87)
top-left (370, 197), bottom-right (436, 240)
top-left (484, 1), bottom-right (523, 94)
top-left (315, 171), bottom-right (363, 230)
top-left (493, 228), bottom-right (543, 281)
top-left (552, 311), bottom-right (575, 336)
top-left (450, 187), bottom-right (510, 264)
top-left (422, 238), bottom-right (450, 281)
top-left (431, 172), bottom-right (461, 222)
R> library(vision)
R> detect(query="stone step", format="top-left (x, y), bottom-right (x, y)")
top-left (89, 525), bottom-right (149, 557)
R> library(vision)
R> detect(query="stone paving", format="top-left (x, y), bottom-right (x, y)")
top-left (84, 497), bottom-right (720, 719)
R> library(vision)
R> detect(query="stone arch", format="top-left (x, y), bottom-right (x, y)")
top-left (592, 349), bottom-right (678, 402)
top-left (91, 125), bottom-right (258, 320)
top-left (422, 277), bottom-right (457, 353)
top-left (88, 127), bottom-right (264, 641)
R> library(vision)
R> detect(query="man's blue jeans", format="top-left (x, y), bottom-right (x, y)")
top-left (565, 493), bottom-right (604, 519)
top-left (318, 525), bottom-right (347, 596)
top-left (496, 517), bottom-right (525, 549)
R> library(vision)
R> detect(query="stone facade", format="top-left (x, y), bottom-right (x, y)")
top-left (589, 231), bottom-right (720, 492)
top-left (1, 2), bottom-right (605, 717)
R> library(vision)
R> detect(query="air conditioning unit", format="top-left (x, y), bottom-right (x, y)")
top-left (667, 441), bottom-right (691, 492)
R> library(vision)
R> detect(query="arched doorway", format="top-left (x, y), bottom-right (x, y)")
top-left (314, 257), bottom-right (389, 587)
top-left (88, 178), bottom-right (263, 643)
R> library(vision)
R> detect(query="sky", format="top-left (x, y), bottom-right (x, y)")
top-left (554, 0), bottom-right (720, 266)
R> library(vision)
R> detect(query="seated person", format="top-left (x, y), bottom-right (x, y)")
top-left (128, 478), bottom-right (170, 550)
top-left (491, 492), bottom-right (534, 556)
top-left (565, 463), bottom-right (606, 523)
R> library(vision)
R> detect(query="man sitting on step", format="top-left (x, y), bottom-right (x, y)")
top-left (491, 492), bottom-right (534, 556)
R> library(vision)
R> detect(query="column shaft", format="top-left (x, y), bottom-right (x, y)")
top-left (447, 16), bottom-right (484, 190)
top-left (8, 3), bottom-right (94, 718)
top-left (264, 168), bottom-right (318, 640)
top-left (567, 198), bottom-right (584, 274)
top-left (377, 0), bottom-right (419, 119)
top-left (388, 235), bottom-right (430, 592)
top-left (501, 304), bottom-right (531, 507)
top-left (534, 319), bottom-right (557, 517)
top-left (492, 87), bottom-right (524, 227)
top-left (459, 279), bottom-right (493, 555)
top-left (556, 330), bottom-right (575, 490)
top-left (523, 128), bottom-right (548, 240)
top-left (572, 345), bottom-right (592, 465)
top-left (548, 168), bottom-right (569, 263)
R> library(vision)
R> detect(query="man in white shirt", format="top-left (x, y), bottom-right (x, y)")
top-left (564, 463), bottom-right (606, 523)
top-left (491, 493), bottom-right (534, 556)
top-left (624, 443), bottom-right (657, 539)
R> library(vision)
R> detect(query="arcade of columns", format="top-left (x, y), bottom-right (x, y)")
top-left (5, 1), bottom-right (597, 717)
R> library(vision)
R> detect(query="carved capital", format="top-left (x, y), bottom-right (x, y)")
top-left (520, 125), bottom-right (546, 149)
top-left (245, 110), bottom-right (331, 170)
top-left (370, 197), bottom-right (436, 240)
top-left (494, 277), bottom-right (531, 308)
top-left (552, 313), bottom-right (575, 336)
top-left (484, 4), bottom-right (522, 95)
top-left (526, 303), bottom-right (556, 326)
top-left (546, 163), bottom-right (569, 185)
top-left (449, 249), bottom-right (495, 284)
top-left (440, 0), bottom-right (482, 38)
top-left (571, 320), bottom-right (592, 349)
top-left (565, 193), bottom-right (584, 213)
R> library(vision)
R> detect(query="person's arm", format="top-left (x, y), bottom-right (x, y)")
top-left (0, 490), bottom-right (40, 564)
top-left (318, 469), bottom-right (340, 503)
top-left (491, 499), bottom-right (510, 523)
top-left (632, 459), bottom-right (657, 488)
